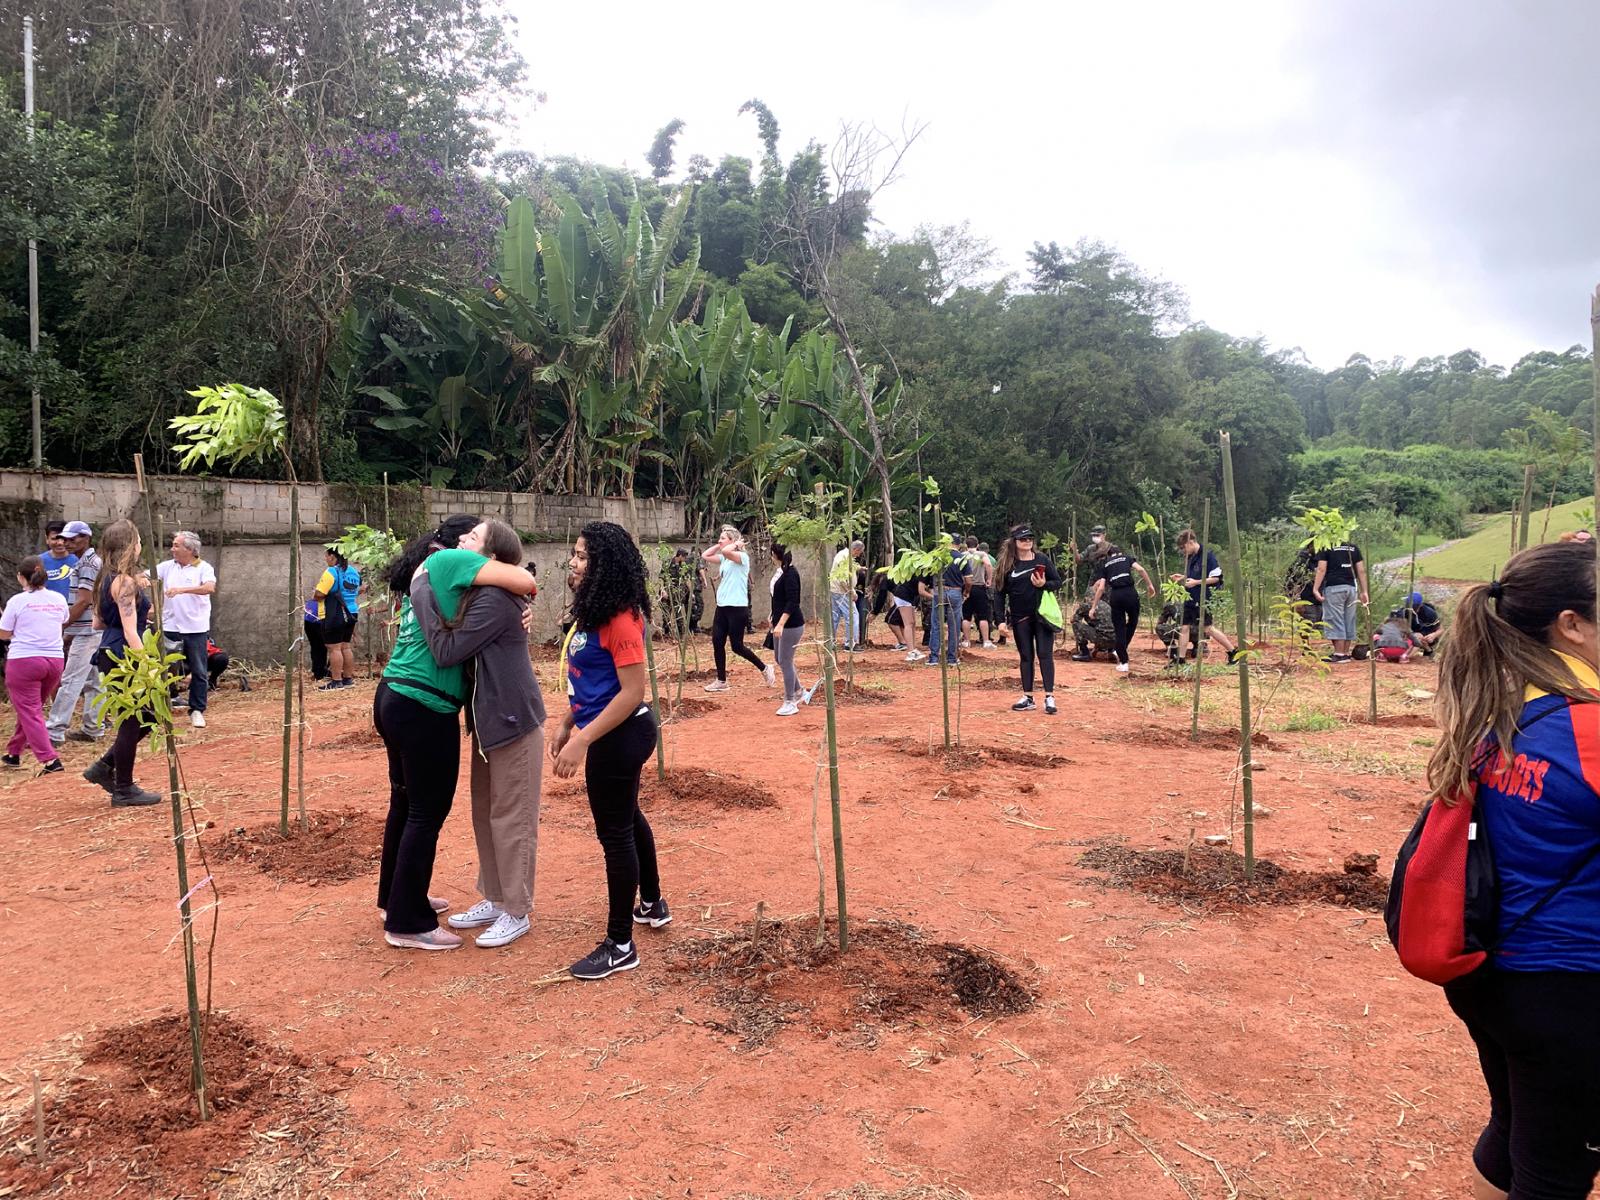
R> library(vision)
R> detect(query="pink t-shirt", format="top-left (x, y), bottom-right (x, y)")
top-left (0, 589), bottom-right (69, 659)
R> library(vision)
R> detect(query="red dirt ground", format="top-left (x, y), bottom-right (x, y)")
top-left (0, 634), bottom-right (1496, 1197)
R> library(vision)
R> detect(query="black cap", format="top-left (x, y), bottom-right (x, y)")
top-left (1011, 526), bottom-right (1035, 540)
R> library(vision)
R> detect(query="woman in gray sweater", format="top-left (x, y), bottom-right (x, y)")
top-left (413, 519), bottom-right (546, 949)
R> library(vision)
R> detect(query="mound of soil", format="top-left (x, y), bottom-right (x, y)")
top-left (832, 682), bottom-right (894, 706)
top-left (0, 1013), bottom-right (331, 1198)
top-left (320, 724), bottom-right (382, 751)
top-left (670, 919), bottom-right (1034, 1047)
top-left (642, 767), bottom-right (777, 811)
top-left (1077, 842), bottom-right (1390, 909)
top-left (213, 807), bottom-right (383, 883)
top-left (876, 737), bottom-right (1068, 770)
top-left (1102, 725), bottom-right (1279, 752)
top-left (973, 675), bottom-right (1017, 691)
top-left (661, 697), bottom-right (717, 723)
top-left (1371, 712), bottom-right (1434, 729)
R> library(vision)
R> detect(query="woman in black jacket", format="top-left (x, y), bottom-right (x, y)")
top-left (411, 518), bottom-right (547, 950)
top-left (995, 524), bottom-right (1062, 714)
top-left (768, 543), bottom-right (806, 717)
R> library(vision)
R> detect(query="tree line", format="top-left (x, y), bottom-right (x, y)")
top-left (3, 0), bottom-right (1592, 547)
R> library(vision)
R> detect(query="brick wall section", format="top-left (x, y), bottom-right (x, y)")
top-left (0, 470), bottom-right (692, 665)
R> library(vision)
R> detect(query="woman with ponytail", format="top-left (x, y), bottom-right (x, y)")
top-left (1427, 540), bottom-right (1600, 1200)
top-left (0, 555), bottom-right (69, 772)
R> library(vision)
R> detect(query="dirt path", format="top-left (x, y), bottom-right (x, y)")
top-left (0, 638), bottom-right (1479, 1199)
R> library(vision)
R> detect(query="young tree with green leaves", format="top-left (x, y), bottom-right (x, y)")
top-left (170, 384), bottom-right (303, 834)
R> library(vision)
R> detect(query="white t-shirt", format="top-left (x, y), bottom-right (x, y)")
top-left (156, 558), bottom-right (217, 633)
top-left (0, 589), bottom-right (69, 659)
top-left (714, 551), bottom-right (750, 608)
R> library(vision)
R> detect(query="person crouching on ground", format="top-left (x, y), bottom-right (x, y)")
top-left (1426, 540), bottom-right (1600, 1200)
top-left (1407, 591), bottom-right (1444, 655)
top-left (550, 521), bottom-right (670, 980)
top-left (769, 542), bottom-right (806, 715)
top-left (1373, 609), bottom-right (1424, 663)
top-left (412, 519), bottom-right (546, 950)
top-left (0, 556), bottom-right (69, 773)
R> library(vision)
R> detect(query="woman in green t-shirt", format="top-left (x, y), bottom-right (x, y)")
top-left (374, 516), bottom-right (535, 951)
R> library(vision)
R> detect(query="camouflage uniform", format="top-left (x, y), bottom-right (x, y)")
top-left (1071, 596), bottom-right (1117, 658)
top-left (1155, 603), bottom-right (1182, 649)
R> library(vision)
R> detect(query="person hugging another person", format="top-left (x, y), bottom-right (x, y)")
top-left (1, 556), bottom-right (69, 773)
top-left (768, 542), bottom-right (806, 716)
top-left (411, 519), bottom-right (546, 950)
top-left (372, 516), bottom-right (535, 951)
top-left (551, 522), bottom-right (671, 980)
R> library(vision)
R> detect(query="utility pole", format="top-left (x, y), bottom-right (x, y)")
top-left (24, 16), bottom-right (42, 467)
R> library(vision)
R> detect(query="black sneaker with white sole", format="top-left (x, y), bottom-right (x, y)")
top-left (569, 938), bottom-right (640, 980)
top-left (1011, 696), bottom-right (1036, 712)
top-left (1, 754), bottom-right (19, 768)
top-left (1044, 695), bottom-right (1057, 715)
top-left (41, 759), bottom-right (64, 774)
top-left (633, 898), bottom-right (672, 928)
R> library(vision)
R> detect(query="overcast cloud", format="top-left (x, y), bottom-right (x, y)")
top-left (501, 0), bottom-right (1600, 370)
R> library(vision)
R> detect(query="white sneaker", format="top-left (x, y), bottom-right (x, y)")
top-left (384, 928), bottom-right (463, 951)
top-left (448, 898), bottom-right (502, 929)
top-left (703, 680), bottom-right (730, 693)
top-left (905, 650), bottom-right (926, 662)
top-left (776, 701), bottom-right (799, 717)
top-left (983, 641), bottom-right (998, 650)
top-left (190, 711), bottom-right (206, 729)
top-left (476, 912), bottom-right (529, 948)
top-left (1116, 663), bottom-right (1130, 674)
top-left (763, 663), bottom-right (777, 688)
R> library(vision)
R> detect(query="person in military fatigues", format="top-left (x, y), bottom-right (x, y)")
top-left (1155, 602), bottom-right (1182, 651)
top-left (660, 548), bottom-right (705, 636)
top-left (1070, 594), bottom-right (1117, 661)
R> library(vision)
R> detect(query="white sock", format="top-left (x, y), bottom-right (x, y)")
top-left (614, 940), bottom-right (632, 954)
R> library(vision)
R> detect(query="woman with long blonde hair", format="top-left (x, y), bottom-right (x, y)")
top-left (1426, 540), bottom-right (1600, 1200)
top-left (82, 519), bottom-right (161, 806)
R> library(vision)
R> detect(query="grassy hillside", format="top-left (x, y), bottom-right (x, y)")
top-left (1420, 497), bottom-right (1592, 580)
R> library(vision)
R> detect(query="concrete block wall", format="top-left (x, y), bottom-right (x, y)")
top-left (0, 469), bottom-right (690, 665)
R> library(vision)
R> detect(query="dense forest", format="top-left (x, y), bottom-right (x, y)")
top-left (3, 1), bottom-right (1593, 548)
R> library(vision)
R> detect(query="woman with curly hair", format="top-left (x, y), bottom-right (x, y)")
top-left (550, 521), bottom-right (670, 980)
top-left (374, 515), bottom-right (535, 951)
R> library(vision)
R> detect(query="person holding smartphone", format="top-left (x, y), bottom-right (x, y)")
top-left (994, 525), bottom-right (1061, 714)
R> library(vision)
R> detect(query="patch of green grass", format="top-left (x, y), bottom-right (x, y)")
top-left (1281, 706), bottom-right (1340, 733)
top-left (1297, 743), bottom-right (1422, 777)
top-left (1423, 498), bottom-right (1591, 581)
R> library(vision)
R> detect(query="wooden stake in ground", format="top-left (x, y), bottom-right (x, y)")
top-left (133, 456), bottom-right (211, 1121)
top-left (1190, 498), bottom-right (1212, 742)
top-left (1220, 435), bottom-right (1256, 879)
top-left (814, 484), bottom-right (849, 952)
top-left (1367, 586), bottom-right (1378, 724)
top-left (643, 619), bottom-right (667, 783)
top-left (1519, 461), bottom-right (1535, 552)
top-left (32, 1071), bottom-right (43, 1161)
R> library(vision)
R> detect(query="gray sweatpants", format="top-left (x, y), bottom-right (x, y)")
top-left (46, 633), bottom-right (106, 742)
top-left (467, 727), bottom-right (544, 918)
top-left (776, 626), bottom-right (805, 702)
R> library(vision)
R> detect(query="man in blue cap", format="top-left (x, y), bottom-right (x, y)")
top-left (1406, 590), bottom-right (1443, 655)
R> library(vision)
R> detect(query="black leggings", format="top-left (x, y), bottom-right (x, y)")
top-left (1445, 969), bottom-right (1600, 1198)
top-left (305, 619), bottom-right (328, 680)
top-left (374, 682), bottom-right (461, 934)
top-left (1014, 614), bottom-right (1056, 694)
top-left (584, 708), bottom-right (661, 944)
top-left (102, 715), bottom-right (151, 790)
top-left (712, 605), bottom-right (765, 682)
top-left (1108, 588), bottom-right (1141, 666)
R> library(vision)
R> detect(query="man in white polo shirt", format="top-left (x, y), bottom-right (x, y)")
top-left (156, 530), bottom-right (217, 728)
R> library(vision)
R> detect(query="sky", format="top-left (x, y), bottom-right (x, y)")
top-left (500, 0), bottom-right (1600, 370)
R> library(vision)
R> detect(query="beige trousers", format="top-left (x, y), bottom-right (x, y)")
top-left (468, 726), bottom-right (543, 918)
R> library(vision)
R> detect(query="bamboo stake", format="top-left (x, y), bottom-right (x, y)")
top-left (32, 1072), bottom-right (44, 1160)
top-left (1190, 498), bottom-right (1211, 742)
top-left (134, 456), bottom-right (211, 1120)
top-left (815, 483), bottom-right (848, 951)
top-left (643, 618), bottom-right (666, 783)
top-left (1220, 435), bottom-right (1256, 878)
